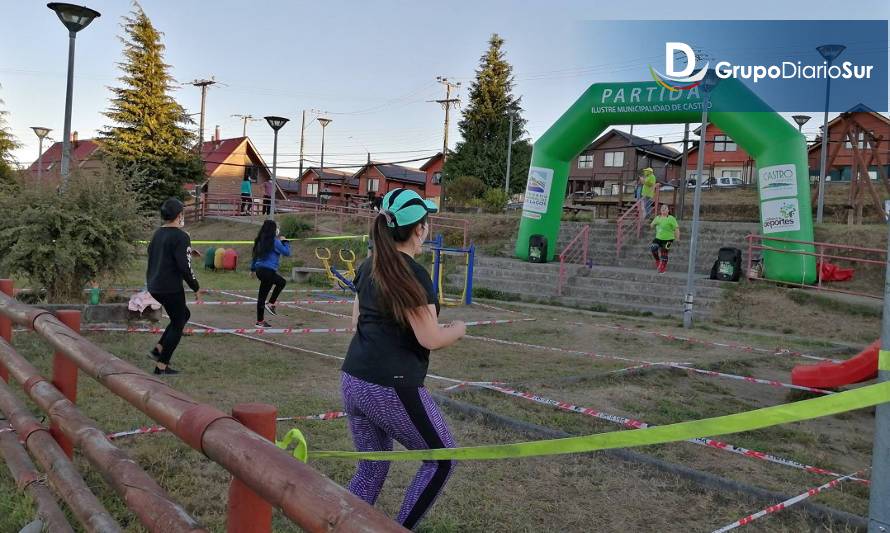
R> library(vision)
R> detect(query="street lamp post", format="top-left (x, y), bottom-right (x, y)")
top-left (46, 3), bottom-right (100, 192)
top-left (264, 116), bottom-right (290, 219)
top-left (683, 69), bottom-right (719, 329)
top-left (791, 114), bottom-right (811, 133)
top-left (815, 44), bottom-right (846, 224)
top-left (31, 127), bottom-right (52, 183)
top-left (317, 118), bottom-right (332, 198)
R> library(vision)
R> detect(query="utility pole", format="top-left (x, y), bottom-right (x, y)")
top-left (868, 209), bottom-right (890, 531)
top-left (677, 123), bottom-right (690, 220)
top-left (433, 76), bottom-right (461, 211)
top-left (298, 110), bottom-right (306, 178)
top-left (683, 71), bottom-right (718, 329)
top-left (505, 115), bottom-right (514, 195)
top-left (191, 78), bottom-right (216, 149)
top-left (231, 114), bottom-right (257, 137)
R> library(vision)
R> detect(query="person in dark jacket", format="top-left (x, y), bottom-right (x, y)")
top-left (146, 198), bottom-right (202, 375)
top-left (250, 219), bottom-right (291, 327)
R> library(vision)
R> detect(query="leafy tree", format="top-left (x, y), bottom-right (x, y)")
top-left (446, 175), bottom-right (486, 206)
top-left (444, 34), bottom-right (532, 194)
top-left (100, 3), bottom-right (203, 211)
top-left (0, 85), bottom-right (21, 189)
top-left (0, 165), bottom-right (148, 302)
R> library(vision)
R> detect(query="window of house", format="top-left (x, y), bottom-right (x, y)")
top-left (306, 183), bottom-right (318, 196)
top-left (845, 131), bottom-right (867, 149)
top-left (368, 178), bottom-right (380, 192)
top-left (721, 169), bottom-right (741, 178)
top-left (603, 151), bottom-right (624, 167)
top-left (713, 135), bottom-right (737, 152)
top-left (244, 165), bottom-right (259, 182)
top-left (432, 172), bottom-right (442, 185)
top-left (577, 154), bottom-right (594, 169)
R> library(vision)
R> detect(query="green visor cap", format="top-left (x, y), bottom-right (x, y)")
top-left (381, 188), bottom-right (438, 228)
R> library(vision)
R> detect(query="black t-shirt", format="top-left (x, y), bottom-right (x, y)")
top-left (342, 253), bottom-right (440, 387)
top-left (146, 227), bottom-right (200, 294)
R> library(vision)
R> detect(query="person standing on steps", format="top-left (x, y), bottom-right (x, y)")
top-left (240, 176), bottom-right (252, 215)
top-left (262, 178), bottom-right (273, 215)
top-left (639, 167), bottom-right (657, 217)
top-left (146, 198), bottom-right (202, 375)
top-left (340, 188), bottom-right (465, 530)
top-left (250, 220), bottom-right (291, 327)
top-left (649, 203), bottom-right (680, 274)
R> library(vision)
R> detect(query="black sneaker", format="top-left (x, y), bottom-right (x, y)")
top-left (265, 303), bottom-right (278, 316)
top-left (153, 366), bottom-right (180, 375)
top-left (256, 320), bottom-right (272, 328)
top-left (148, 347), bottom-right (161, 362)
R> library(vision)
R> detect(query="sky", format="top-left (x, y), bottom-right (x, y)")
top-left (2, 0), bottom-right (889, 177)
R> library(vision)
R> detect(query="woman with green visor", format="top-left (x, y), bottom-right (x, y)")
top-left (341, 188), bottom-right (466, 529)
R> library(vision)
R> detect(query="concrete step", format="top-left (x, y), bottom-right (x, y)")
top-left (466, 269), bottom-right (726, 303)
top-left (466, 276), bottom-right (718, 318)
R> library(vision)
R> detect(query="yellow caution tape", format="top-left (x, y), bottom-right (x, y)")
top-left (277, 381), bottom-right (890, 462)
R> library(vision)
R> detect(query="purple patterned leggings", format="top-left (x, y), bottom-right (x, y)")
top-left (340, 372), bottom-right (456, 530)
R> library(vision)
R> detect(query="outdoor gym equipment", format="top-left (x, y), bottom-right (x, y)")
top-left (426, 234), bottom-right (475, 306)
top-left (315, 247), bottom-right (357, 290)
top-left (516, 77), bottom-right (816, 284)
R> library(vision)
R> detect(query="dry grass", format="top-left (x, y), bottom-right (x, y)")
top-left (0, 287), bottom-right (878, 532)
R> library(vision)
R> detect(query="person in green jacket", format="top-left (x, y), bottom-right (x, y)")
top-left (639, 167), bottom-right (657, 217)
top-left (649, 203), bottom-right (680, 273)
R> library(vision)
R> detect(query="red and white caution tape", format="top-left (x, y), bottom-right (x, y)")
top-left (474, 383), bottom-right (868, 485)
top-left (106, 425), bottom-right (168, 440)
top-left (218, 290), bottom-right (352, 319)
top-left (106, 411), bottom-right (348, 440)
top-left (711, 469), bottom-right (867, 532)
top-left (188, 299), bottom-right (352, 306)
top-left (277, 411), bottom-right (347, 422)
top-left (466, 335), bottom-right (831, 395)
top-left (186, 320), bottom-right (494, 389)
top-left (87, 325), bottom-right (356, 335)
top-left (584, 321), bottom-right (840, 363)
top-left (87, 319), bottom-right (532, 336)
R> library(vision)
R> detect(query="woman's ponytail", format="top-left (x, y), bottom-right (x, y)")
top-left (370, 211), bottom-right (430, 327)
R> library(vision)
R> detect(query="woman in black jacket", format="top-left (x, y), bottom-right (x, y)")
top-left (146, 198), bottom-right (202, 375)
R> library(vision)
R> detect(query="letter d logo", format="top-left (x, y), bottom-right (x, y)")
top-left (666, 42), bottom-right (696, 78)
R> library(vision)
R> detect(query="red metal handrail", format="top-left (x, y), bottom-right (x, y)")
top-left (745, 234), bottom-right (886, 299)
top-left (615, 188), bottom-right (661, 257)
top-left (558, 225), bottom-right (590, 295)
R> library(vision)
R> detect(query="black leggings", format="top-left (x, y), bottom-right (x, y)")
top-left (150, 291), bottom-right (191, 364)
top-left (256, 268), bottom-right (287, 320)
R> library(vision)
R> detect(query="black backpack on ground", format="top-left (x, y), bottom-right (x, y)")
top-left (710, 247), bottom-right (742, 282)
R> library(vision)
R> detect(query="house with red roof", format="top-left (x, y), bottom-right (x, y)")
top-left (352, 161), bottom-right (429, 206)
top-left (25, 132), bottom-right (102, 187)
top-left (296, 167), bottom-right (358, 205)
top-left (682, 125), bottom-right (755, 185)
top-left (419, 152), bottom-right (444, 204)
top-left (200, 135), bottom-right (276, 197)
top-left (806, 107), bottom-right (890, 182)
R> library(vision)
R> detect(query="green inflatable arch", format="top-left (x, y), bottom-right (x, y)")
top-left (515, 77), bottom-right (817, 284)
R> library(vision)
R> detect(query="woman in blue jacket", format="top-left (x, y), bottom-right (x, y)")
top-left (251, 220), bottom-right (291, 327)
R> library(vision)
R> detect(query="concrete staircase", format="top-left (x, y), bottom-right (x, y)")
top-left (555, 219), bottom-right (760, 273)
top-left (463, 256), bottom-right (727, 318)
top-left (470, 219), bottom-right (758, 318)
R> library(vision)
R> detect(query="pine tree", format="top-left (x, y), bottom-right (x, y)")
top-left (444, 34), bottom-right (531, 195)
top-left (101, 3), bottom-right (202, 211)
top-left (0, 85), bottom-right (21, 189)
